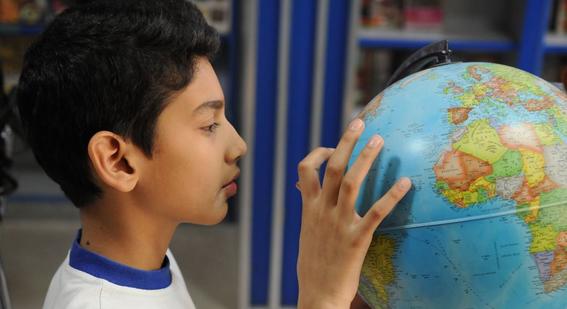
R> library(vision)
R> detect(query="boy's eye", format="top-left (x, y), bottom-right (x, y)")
top-left (203, 122), bottom-right (220, 133)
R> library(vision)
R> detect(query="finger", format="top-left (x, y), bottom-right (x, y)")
top-left (358, 177), bottom-right (411, 237)
top-left (336, 135), bottom-right (383, 214)
top-left (297, 147), bottom-right (335, 199)
top-left (321, 118), bottom-right (365, 205)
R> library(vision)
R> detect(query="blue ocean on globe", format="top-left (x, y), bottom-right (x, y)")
top-left (349, 62), bottom-right (567, 308)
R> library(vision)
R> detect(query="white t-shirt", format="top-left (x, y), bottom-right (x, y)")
top-left (42, 231), bottom-right (196, 309)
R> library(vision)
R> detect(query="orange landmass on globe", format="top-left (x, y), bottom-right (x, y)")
top-left (510, 177), bottom-right (558, 206)
top-left (522, 96), bottom-right (555, 112)
top-left (551, 232), bottom-right (567, 277)
top-left (485, 76), bottom-right (520, 106)
top-left (511, 180), bottom-right (537, 205)
top-left (513, 177), bottom-right (559, 225)
top-left (446, 81), bottom-right (464, 94)
top-left (434, 150), bottom-right (493, 191)
top-left (448, 107), bottom-right (472, 125)
top-left (467, 65), bottom-right (489, 81)
top-left (531, 176), bottom-right (560, 196)
top-left (498, 123), bottom-right (542, 152)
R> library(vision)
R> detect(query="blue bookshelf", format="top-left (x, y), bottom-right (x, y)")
top-left (0, 24), bottom-right (45, 36)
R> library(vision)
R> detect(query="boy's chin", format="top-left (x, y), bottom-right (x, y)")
top-left (183, 204), bottom-right (228, 226)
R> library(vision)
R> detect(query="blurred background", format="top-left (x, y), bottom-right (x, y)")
top-left (0, 0), bottom-right (565, 308)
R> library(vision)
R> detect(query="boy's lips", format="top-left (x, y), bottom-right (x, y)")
top-left (222, 171), bottom-right (240, 197)
top-left (223, 182), bottom-right (238, 197)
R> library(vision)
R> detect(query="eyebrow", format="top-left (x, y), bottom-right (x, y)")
top-left (192, 100), bottom-right (224, 115)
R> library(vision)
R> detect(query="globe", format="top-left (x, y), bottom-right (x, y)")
top-left (349, 62), bottom-right (567, 308)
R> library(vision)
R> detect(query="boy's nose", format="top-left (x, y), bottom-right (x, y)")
top-left (226, 126), bottom-right (248, 163)
top-left (231, 136), bottom-right (247, 163)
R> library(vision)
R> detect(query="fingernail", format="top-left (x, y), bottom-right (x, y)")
top-left (367, 135), bottom-right (383, 148)
top-left (349, 118), bottom-right (363, 131)
top-left (398, 177), bottom-right (411, 190)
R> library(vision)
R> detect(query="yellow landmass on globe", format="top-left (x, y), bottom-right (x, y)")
top-left (454, 83), bottom-right (490, 107)
top-left (472, 83), bottom-right (490, 98)
top-left (453, 119), bottom-right (507, 163)
top-left (457, 91), bottom-right (479, 108)
top-left (461, 191), bottom-right (480, 206)
top-left (517, 197), bottom-right (541, 224)
top-left (441, 188), bottom-right (465, 206)
top-left (440, 176), bottom-right (495, 208)
top-left (469, 177), bottom-right (496, 195)
top-left (529, 223), bottom-right (559, 253)
top-left (361, 235), bottom-right (397, 307)
top-left (519, 148), bottom-right (545, 187)
top-left (525, 197), bottom-right (541, 224)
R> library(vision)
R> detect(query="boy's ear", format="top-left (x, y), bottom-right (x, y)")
top-left (87, 131), bottom-right (141, 193)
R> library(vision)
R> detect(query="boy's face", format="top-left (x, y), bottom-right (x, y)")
top-left (136, 57), bottom-right (247, 225)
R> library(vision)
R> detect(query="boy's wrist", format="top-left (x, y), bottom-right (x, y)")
top-left (297, 294), bottom-right (350, 309)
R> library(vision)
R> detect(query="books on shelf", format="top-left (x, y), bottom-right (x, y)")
top-left (403, 0), bottom-right (443, 31)
top-left (360, 0), bottom-right (443, 31)
top-left (0, 0), bottom-right (49, 25)
top-left (361, 0), bottom-right (404, 29)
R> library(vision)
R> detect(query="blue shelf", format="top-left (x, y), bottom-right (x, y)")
top-left (358, 29), bottom-right (516, 52)
top-left (544, 33), bottom-right (567, 54)
top-left (0, 23), bottom-right (45, 36)
top-left (8, 193), bottom-right (69, 204)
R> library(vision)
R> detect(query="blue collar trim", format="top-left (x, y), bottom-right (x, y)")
top-left (69, 230), bottom-right (172, 290)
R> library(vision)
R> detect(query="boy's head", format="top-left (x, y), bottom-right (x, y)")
top-left (17, 0), bottom-right (247, 224)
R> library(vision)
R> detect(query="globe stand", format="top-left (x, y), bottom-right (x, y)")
top-left (386, 40), bottom-right (454, 87)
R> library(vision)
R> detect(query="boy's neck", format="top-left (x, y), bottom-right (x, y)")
top-left (79, 200), bottom-right (178, 271)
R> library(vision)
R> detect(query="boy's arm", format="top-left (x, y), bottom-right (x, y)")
top-left (296, 118), bottom-right (411, 309)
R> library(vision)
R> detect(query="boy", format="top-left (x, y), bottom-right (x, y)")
top-left (16, 0), bottom-right (411, 308)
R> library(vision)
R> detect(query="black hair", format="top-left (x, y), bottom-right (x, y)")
top-left (17, 0), bottom-right (220, 207)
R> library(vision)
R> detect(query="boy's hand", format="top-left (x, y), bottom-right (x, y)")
top-left (296, 118), bottom-right (411, 309)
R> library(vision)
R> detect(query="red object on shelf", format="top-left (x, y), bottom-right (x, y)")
top-left (404, 4), bottom-right (443, 30)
